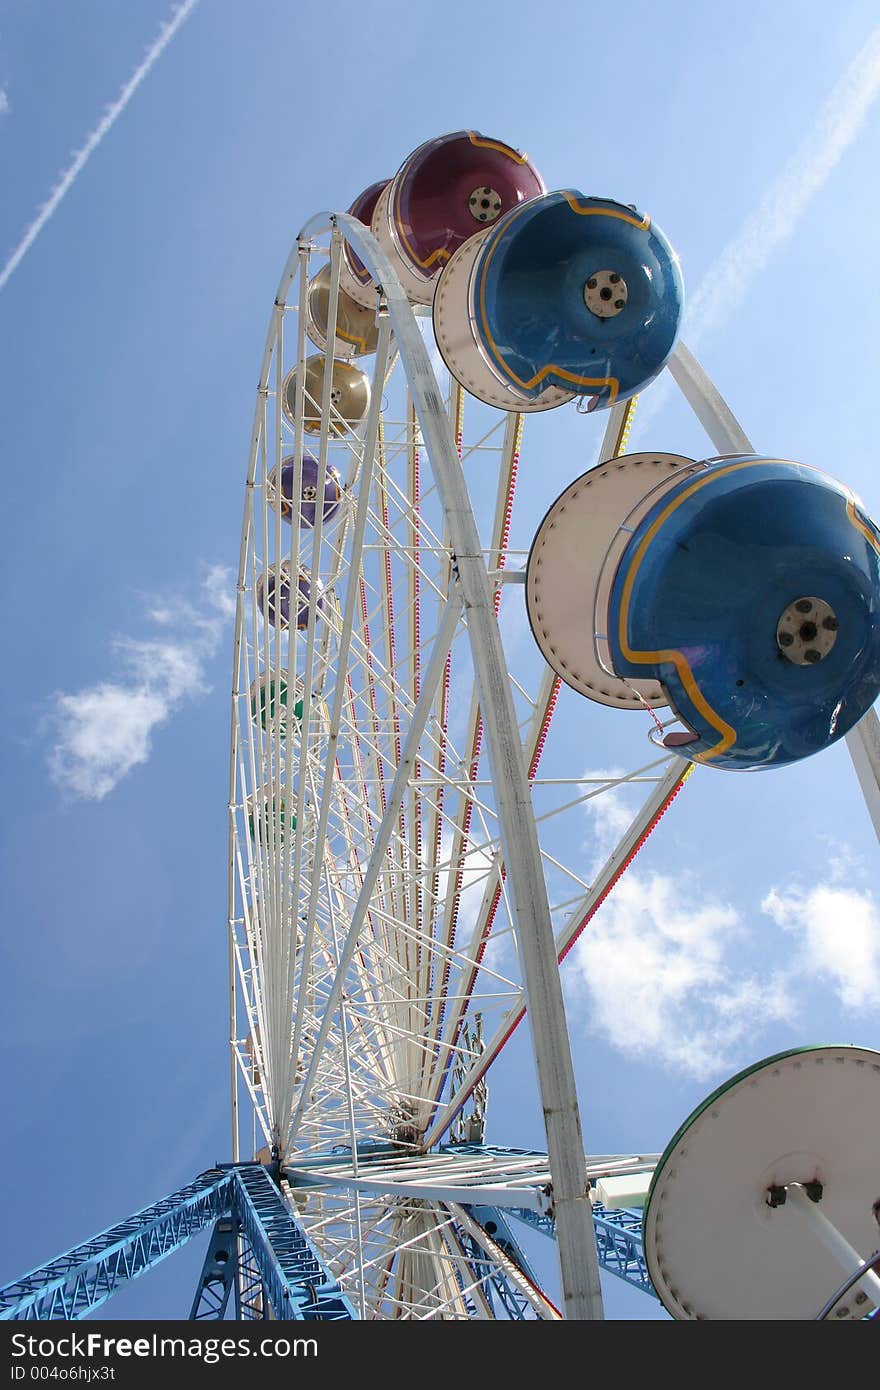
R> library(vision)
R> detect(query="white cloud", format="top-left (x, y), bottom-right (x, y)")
top-left (762, 882), bottom-right (880, 1011)
top-left (48, 565), bottom-right (234, 800)
top-left (821, 840), bottom-right (867, 888)
top-left (0, 89), bottom-right (9, 116)
top-left (569, 869), bottom-right (793, 1079)
top-left (572, 768), bottom-right (879, 1075)
top-left (118, 639), bottom-right (205, 701)
top-left (49, 684), bottom-right (170, 800)
top-left (568, 767), bottom-right (794, 1078)
top-left (145, 562), bottom-right (237, 632)
top-left (202, 563), bottom-right (238, 618)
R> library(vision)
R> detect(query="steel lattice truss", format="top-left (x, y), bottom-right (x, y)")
top-left (279, 1144), bottom-right (659, 1317)
top-left (0, 1167), bottom-right (355, 1323)
top-left (508, 1205), bottom-right (655, 1300)
top-left (0, 1170), bottom-right (234, 1321)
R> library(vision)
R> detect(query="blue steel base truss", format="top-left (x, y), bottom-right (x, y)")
top-left (0, 1169), bottom-right (234, 1321)
top-left (458, 1207), bottom-right (547, 1319)
top-left (1, 1152), bottom-right (656, 1318)
top-left (455, 1230), bottom-right (534, 1319)
top-left (508, 1202), bottom-right (656, 1299)
top-left (0, 1165), bottom-right (356, 1322)
top-left (232, 1165), bottom-right (356, 1320)
top-left (189, 1215), bottom-right (240, 1320)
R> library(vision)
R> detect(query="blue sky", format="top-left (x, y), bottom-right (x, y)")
top-left (1, 0), bottom-right (880, 1322)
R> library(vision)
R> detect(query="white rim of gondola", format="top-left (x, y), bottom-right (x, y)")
top-left (338, 235), bottom-right (378, 310)
top-left (370, 180), bottom-right (437, 307)
top-left (642, 1044), bottom-right (880, 1320)
top-left (432, 227), bottom-right (576, 413)
top-left (591, 454), bottom-right (709, 681)
top-left (526, 454), bottom-right (699, 708)
top-left (340, 180), bottom-right (391, 289)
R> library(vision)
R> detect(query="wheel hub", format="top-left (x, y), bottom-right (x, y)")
top-left (776, 596), bottom-right (839, 665)
top-left (468, 186), bottom-right (503, 223)
top-left (584, 269), bottom-right (628, 318)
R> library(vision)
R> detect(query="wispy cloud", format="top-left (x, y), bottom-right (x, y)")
top-left (146, 562), bottom-right (237, 628)
top-left (48, 564), bottom-right (233, 800)
top-left (578, 766), bottom-right (640, 870)
top-left (762, 881), bottom-right (880, 1011)
top-left (0, 89), bottom-right (9, 117)
top-left (687, 25), bottom-right (880, 351)
top-left (0, 0), bottom-right (199, 294)
top-left (637, 23), bottom-right (880, 433)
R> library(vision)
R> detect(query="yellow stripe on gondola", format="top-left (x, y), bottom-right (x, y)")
top-left (336, 326), bottom-right (370, 353)
top-left (466, 132), bottom-right (530, 163)
top-left (473, 192), bottom-right (650, 395)
top-left (560, 192), bottom-right (650, 230)
top-left (616, 460), bottom-right (765, 762)
top-left (846, 497), bottom-right (880, 557)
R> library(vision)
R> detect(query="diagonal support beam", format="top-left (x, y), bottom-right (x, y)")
top-left (1, 1165), bottom-right (358, 1322)
top-left (0, 1169), bottom-right (234, 1321)
top-left (231, 1166), bottom-right (357, 1319)
top-left (189, 1216), bottom-right (240, 1320)
top-left (508, 1202), bottom-right (658, 1300)
top-left (453, 1204), bottom-right (560, 1319)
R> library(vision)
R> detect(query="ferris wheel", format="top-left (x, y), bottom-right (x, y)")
top-left (5, 129), bottom-right (880, 1326)
top-left (225, 131), bottom-right (880, 1320)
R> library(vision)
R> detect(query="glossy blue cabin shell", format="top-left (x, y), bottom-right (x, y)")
top-left (606, 456), bottom-right (880, 769)
top-left (471, 191), bottom-right (684, 404)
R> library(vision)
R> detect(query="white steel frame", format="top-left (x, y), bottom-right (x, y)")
top-left (227, 215), bottom-right (633, 1319)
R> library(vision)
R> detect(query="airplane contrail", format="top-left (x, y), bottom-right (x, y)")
top-left (635, 23), bottom-right (880, 433)
top-left (0, 0), bottom-right (199, 294)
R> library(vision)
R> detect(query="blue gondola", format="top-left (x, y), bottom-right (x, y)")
top-left (471, 190), bottom-right (683, 406)
top-left (606, 456), bottom-right (880, 768)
